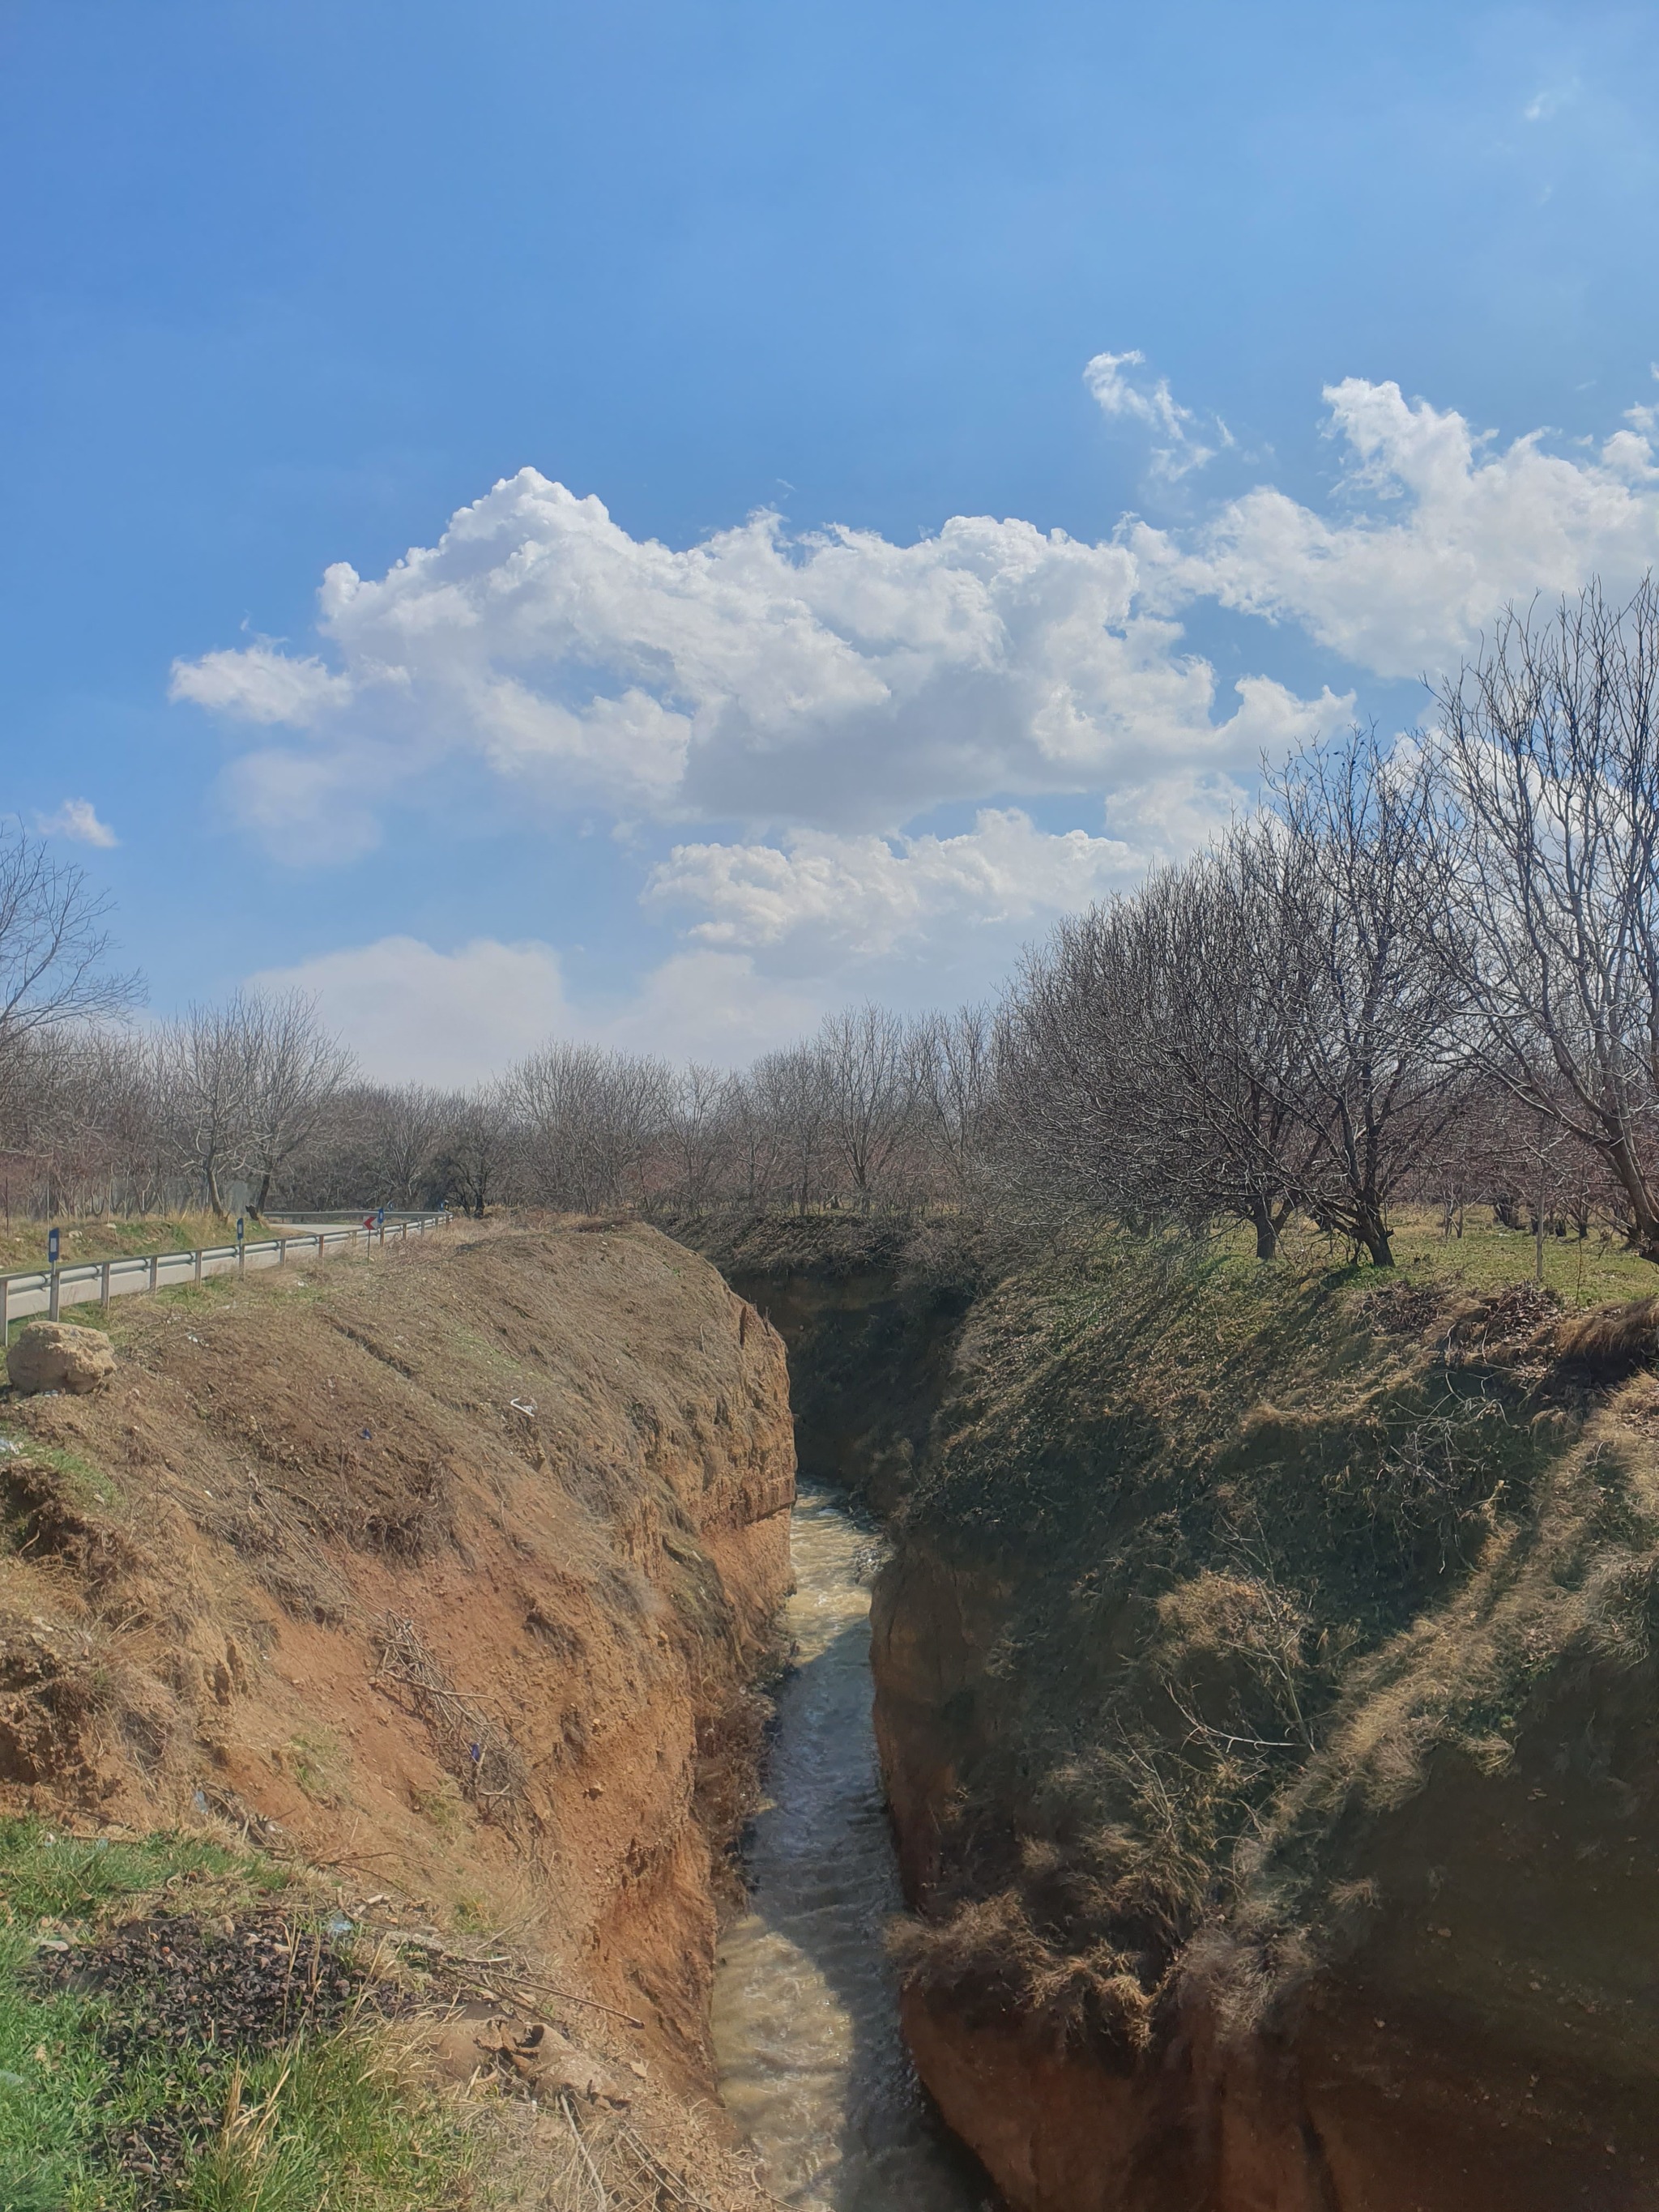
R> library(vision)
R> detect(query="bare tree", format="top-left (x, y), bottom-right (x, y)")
top-left (817, 1004), bottom-right (922, 1210)
top-left (0, 827), bottom-right (139, 1129)
top-left (361, 1083), bottom-right (451, 1207)
top-left (244, 990), bottom-right (356, 1212)
top-left (158, 997), bottom-right (261, 1214)
top-left (507, 1042), bottom-right (674, 1213)
top-left (665, 1063), bottom-right (734, 1215)
top-left (1432, 580), bottom-right (1659, 1258)
top-left (431, 1086), bottom-right (514, 1218)
top-left (749, 1046), bottom-right (830, 1214)
top-left (917, 1005), bottom-right (997, 1200)
top-left (997, 857), bottom-right (1316, 1255)
top-left (1256, 726), bottom-right (1465, 1265)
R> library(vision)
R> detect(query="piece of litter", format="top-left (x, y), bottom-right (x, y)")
top-left (325, 1913), bottom-right (354, 1937)
top-left (0, 1439), bottom-right (21, 1457)
top-left (360, 1427), bottom-right (373, 1439)
top-left (193, 1789), bottom-right (210, 1815)
top-left (510, 1398), bottom-right (537, 1417)
top-left (35, 1939), bottom-right (69, 1954)
top-left (0, 2070), bottom-right (24, 2089)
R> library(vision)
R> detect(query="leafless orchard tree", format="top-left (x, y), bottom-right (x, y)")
top-left (431, 1085), bottom-right (514, 1218)
top-left (157, 997), bottom-right (261, 1214)
top-left (996, 852), bottom-right (1318, 1255)
top-left (998, 730), bottom-right (1464, 1263)
top-left (1256, 727), bottom-right (1465, 1265)
top-left (817, 1004), bottom-right (924, 1210)
top-left (665, 1063), bottom-right (736, 1215)
top-left (244, 990), bottom-right (356, 1212)
top-left (1431, 579), bottom-right (1659, 1258)
top-left (360, 1083), bottom-right (451, 1208)
top-left (506, 1042), bottom-right (675, 1213)
top-left (748, 1045), bottom-right (831, 1214)
top-left (0, 826), bottom-right (140, 1135)
top-left (917, 1004), bottom-right (998, 1201)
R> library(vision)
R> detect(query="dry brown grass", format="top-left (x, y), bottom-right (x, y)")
top-left (882, 1233), bottom-right (1659, 2064)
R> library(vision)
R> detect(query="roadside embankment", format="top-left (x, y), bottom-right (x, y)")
top-left (0, 1218), bottom-right (795, 2203)
top-left (872, 1242), bottom-right (1659, 2210)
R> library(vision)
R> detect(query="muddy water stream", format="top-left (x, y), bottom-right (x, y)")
top-left (712, 1485), bottom-right (992, 2210)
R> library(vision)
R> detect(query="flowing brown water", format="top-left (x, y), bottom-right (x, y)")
top-left (712, 1485), bottom-right (993, 2211)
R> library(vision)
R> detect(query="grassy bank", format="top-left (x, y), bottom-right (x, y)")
top-left (0, 1217), bottom-right (245, 1280)
top-left (883, 1222), bottom-right (1659, 2048)
top-left (0, 1819), bottom-right (471, 2210)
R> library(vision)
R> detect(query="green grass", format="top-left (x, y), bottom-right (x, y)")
top-left (1245, 1204), bottom-right (1659, 1307)
top-left (0, 1819), bottom-right (471, 2211)
top-left (0, 1217), bottom-right (237, 1279)
top-left (0, 1436), bottom-right (121, 1513)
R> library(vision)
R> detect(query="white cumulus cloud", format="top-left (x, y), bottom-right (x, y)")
top-left (171, 641), bottom-right (354, 726)
top-left (180, 364), bottom-right (1659, 1008)
top-left (1139, 377), bottom-right (1659, 676)
top-left (251, 934), bottom-right (821, 1079)
top-left (171, 471), bottom-right (1341, 847)
top-left (249, 936), bottom-right (574, 1088)
top-left (35, 798), bottom-right (118, 848)
top-left (647, 798), bottom-right (1240, 967)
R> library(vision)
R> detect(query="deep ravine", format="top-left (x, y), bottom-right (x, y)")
top-left (711, 1484), bottom-right (993, 2211)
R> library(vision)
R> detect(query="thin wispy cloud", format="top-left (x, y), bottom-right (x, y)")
top-left (36, 797), bottom-right (118, 848)
top-left (1083, 349), bottom-right (1234, 480)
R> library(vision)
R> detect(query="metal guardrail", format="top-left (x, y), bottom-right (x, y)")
top-left (0, 1211), bottom-right (452, 1336)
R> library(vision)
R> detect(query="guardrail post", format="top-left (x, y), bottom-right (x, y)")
top-left (1, 1276), bottom-right (8, 1342)
top-left (194, 1247), bottom-right (203, 1284)
top-left (100, 1261), bottom-right (111, 1311)
top-left (148, 1255), bottom-right (160, 1293)
top-left (278, 1238), bottom-right (287, 1265)
top-left (49, 1265), bottom-right (60, 1322)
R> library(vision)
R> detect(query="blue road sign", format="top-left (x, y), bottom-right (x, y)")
top-left (236, 1216), bottom-right (245, 1243)
top-left (47, 1229), bottom-right (59, 1266)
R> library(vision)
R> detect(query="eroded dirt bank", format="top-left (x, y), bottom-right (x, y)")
top-left (0, 1219), bottom-right (795, 2197)
top-left (672, 1213), bottom-right (981, 1517)
top-left (870, 1247), bottom-right (1659, 2211)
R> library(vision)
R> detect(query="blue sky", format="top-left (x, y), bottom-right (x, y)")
top-left (6, 1), bottom-right (1659, 1079)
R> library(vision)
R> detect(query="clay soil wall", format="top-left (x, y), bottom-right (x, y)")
top-left (0, 1219), bottom-right (795, 2139)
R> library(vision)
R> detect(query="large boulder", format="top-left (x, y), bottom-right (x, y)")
top-left (6, 1321), bottom-right (115, 1396)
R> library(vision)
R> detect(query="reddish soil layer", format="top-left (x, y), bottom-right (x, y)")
top-left (0, 1220), bottom-right (795, 2170)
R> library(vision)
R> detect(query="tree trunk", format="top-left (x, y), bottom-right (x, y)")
top-left (1249, 1197), bottom-right (1279, 1261)
top-left (1356, 1212), bottom-right (1394, 1267)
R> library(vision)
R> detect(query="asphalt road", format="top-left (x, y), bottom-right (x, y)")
top-left (1, 1217), bottom-right (447, 1328)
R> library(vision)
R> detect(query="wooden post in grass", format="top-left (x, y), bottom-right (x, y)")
top-left (47, 1227), bottom-right (60, 1321)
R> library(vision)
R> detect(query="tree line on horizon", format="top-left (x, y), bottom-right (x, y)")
top-left (9, 580), bottom-right (1659, 1268)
